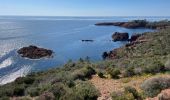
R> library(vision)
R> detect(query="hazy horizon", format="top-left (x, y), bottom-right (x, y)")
top-left (0, 0), bottom-right (170, 16)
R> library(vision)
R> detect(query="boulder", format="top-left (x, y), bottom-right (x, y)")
top-left (129, 34), bottom-right (142, 42)
top-left (17, 45), bottom-right (53, 59)
top-left (112, 32), bottom-right (129, 42)
top-left (102, 52), bottom-right (108, 59)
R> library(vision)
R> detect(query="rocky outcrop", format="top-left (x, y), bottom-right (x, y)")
top-left (112, 32), bottom-right (129, 42)
top-left (102, 48), bottom-right (121, 59)
top-left (129, 34), bottom-right (142, 42)
top-left (102, 52), bottom-right (109, 59)
top-left (17, 45), bottom-right (53, 59)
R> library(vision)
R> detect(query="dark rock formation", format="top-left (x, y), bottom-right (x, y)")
top-left (112, 32), bottom-right (129, 42)
top-left (129, 34), bottom-right (142, 42)
top-left (95, 20), bottom-right (148, 29)
top-left (17, 45), bottom-right (53, 59)
top-left (82, 40), bottom-right (94, 42)
top-left (102, 52), bottom-right (108, 59)
top-left (95, 20), bottom-right (170, 29)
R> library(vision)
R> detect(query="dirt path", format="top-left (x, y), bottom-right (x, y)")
top-left (89, 75), bottom-right (123, 100)
top-left (90, 74), bottom-right (170, 100)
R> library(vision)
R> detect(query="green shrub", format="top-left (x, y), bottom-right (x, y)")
top-left (97, 72), bottom-right (104, 78)
top-left (63, 60), bottom-right (76, 71)
top-left (122, 67), bottom-right (135, 77)
top-left (61, 92), bottom-right (80, 100)
top-left (0, 85), bottom-right (14, 97)
top-left (141, 76), bottom-right (170, 97)
top-left (73, 81), bottom-right (100, 100)
top-left (143, 61), bottom-right (165, 74)
top-left (49, 84), bottom-right (67, 99)
top-left (106, 68), bottom-right (121, 78)
top-left (15, 77), bottom-right (35, 85)
top-left (13, 85), bottom-right (25, 96)
top-left (0, 96), bottom-right (10, 100)
top-left (72, 66), bottom-right (96, 80)
top-left (165, 59), bottom-right (170, 71)
top-left (111, 91), bottom-right (135, 100)
top-left (83, 66), bottom-right (96, 78)
top-left (26, 87), bottom-right (40, 97)
top-left (125, 86), bottom-right (142, 100)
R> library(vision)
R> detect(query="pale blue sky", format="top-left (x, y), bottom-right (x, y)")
top-left (0, 0), bottom-right (169, 16)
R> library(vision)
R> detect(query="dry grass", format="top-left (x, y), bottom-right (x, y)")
top-left (90, 73), bottom-right (170, 100)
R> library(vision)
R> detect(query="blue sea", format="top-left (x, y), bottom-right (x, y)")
top-left (0, 16), bottom-right (169, 85)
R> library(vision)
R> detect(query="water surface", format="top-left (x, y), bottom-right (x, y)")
top-left (1, 16), bottom-right (169, 84)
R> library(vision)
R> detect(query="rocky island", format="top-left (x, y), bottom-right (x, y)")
top-left (17, 45), bottom-right (53, 59)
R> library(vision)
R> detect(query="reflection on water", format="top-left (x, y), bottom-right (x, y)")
top-left (0, 16), bottom-right (168, 85)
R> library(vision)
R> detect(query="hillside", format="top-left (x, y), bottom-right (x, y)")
top-left (0, 25), bottom-right (170, 100)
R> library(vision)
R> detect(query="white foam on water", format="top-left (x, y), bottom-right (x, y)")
top-left (0, 65), bottom-right (31, 85)
top-left (0, 57), bottom-right (13, 69)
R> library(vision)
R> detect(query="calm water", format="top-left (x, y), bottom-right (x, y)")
top-left (0, 16), bottom-right (169, 85)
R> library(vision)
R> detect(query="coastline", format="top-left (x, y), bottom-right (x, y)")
top-left (0, 20), bottom-right (170, 100)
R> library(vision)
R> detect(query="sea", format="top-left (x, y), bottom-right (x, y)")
top-left (0, 16), bottom-right (169, 85)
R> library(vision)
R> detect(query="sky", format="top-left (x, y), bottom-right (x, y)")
top-left (0, 0), bottom-right (169, 16)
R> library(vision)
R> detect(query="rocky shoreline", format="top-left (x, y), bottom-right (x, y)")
top-left (95, 20), bottom-right (170, 29)
top-left (1, 20), bottom-right (170, 100)
top-left (99, 20), bottom-right (170, 60)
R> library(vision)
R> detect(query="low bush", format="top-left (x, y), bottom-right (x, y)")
top-left (73, 81), bottom-right (100, 100)
top-left (0, 85), bottom-right (14, 97)
top-left (122, 67), bottom-right (135, 77)
top-left (15, 77), bottom-right (35, 85)
top-left (125, 86), bottom-right (142, 100)
top-left (143, 61), bottom-right (165, 74)
top-left (0, 96), bottom-right (10, 100)
top-left (165, 59), bottom-right (170, 71)
top-left (26, 87), bottom-right (40, 97)
top-left (13, 85), bottom-right (25, 96)
top-left (72, 66), bottom-right (96, 80)
top-left (49, 84), bottom-right (67, 99)
top-left (97, 72), bottom-right (105, 78)
top-left (106, 68), bottom-right (121, 79)
top-left (111, 91), bottom-right (134, 100)
top-left (141, 76), bottom-right (170, 97)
